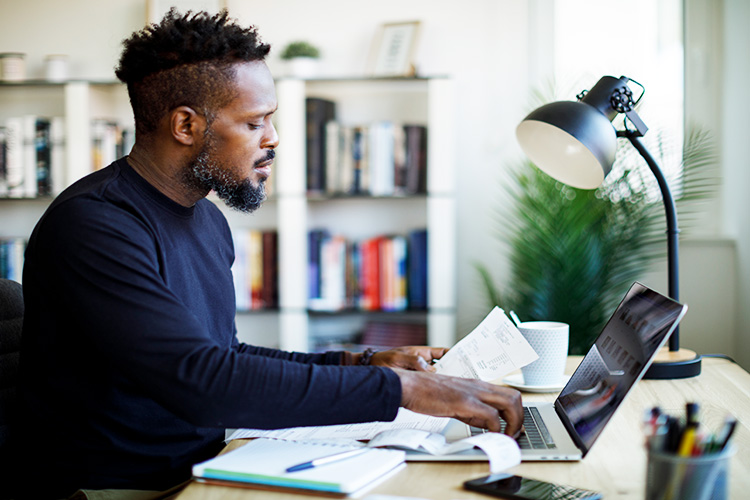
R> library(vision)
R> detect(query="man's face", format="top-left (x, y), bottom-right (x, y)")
top-left (186, 61), bottom-right (279, 212)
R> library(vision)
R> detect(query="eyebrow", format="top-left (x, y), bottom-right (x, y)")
top-left (247, 104), bottom-right (278, 119)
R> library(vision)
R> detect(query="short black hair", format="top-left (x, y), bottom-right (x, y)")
top-left (115, 9), bottom-right (271, 135)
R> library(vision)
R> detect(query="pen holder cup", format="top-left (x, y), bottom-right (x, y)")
top-left (645, 446), bottom-right (734, 500)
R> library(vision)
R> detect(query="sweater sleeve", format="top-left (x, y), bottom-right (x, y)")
top-left (28, 197), bottom-right (401, 429)
top-left (231, 337), bottom-right (345, 365)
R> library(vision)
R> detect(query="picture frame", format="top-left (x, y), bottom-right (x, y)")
top-left (369, 21), bottom-right (422, 77)
top-left (146, 0), bottom-right (226, 24)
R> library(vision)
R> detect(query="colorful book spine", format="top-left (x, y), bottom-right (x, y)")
top-left (231, 229), bottom-right (278, 311)
top-left (407, 229), bottom-right (428, 309)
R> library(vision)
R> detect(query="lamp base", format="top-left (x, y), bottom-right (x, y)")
top-left (643, 347), bottom-right (702, 379)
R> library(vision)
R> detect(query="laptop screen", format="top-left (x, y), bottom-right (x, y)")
top-left (556, 282), bottom-right (686, 452)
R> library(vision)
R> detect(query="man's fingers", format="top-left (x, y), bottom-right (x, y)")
top-left (495, 390), bottom-right (523, 437)
top-left (426, 347), bottom-right (449, 361)
top-left (415, 356), bottom-right (436, 372)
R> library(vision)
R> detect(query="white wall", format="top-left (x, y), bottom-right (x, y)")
top-left (1, 0), bottom-right (745, 366)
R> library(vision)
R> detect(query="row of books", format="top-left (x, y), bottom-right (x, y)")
top-left (306, 97), bottom-right (428, 196)
top-left (231, 230), bottom-right (278, 311)
top-left (0, 116), bottom-right (134, 198)
top-left (308, 228), bottom-right (427, 312)
top-left (91, 119), bottom-right (134, 172)
top-left (0, 116), bottom-right (64, 198)
top-left (0, 237), bottom-right (25, 282)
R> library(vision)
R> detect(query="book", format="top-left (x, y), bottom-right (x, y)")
top-left (325, 120), bottom-right (341, 194)
top-left (261, 231), bottom-right (278, 309)
top-left (308, 229), bottom-right (329, 302)
top-left (32, 117), bottom-right (52, 196)
top-left (306, 98), bottom-right (336, 193)
top-left (351, 126), bottom-right (369, 194)
top-left (368, 121), bottom-right (395, 196)
top-left (358, 236), bottom-right (381, 311)
top-left (407, 229), bottom-right (428, 309)
top-left (231, 230), bottom-right (251, 311)
top-left (249, 230), bottom-right (263, 309)
top-left (4, 118), bottom-right (24, 198)
top-left (0, 126), bottom-right (7, 196)
top-left (0, 238), bottom-right (25, 282)
top-left (49, 117), bottom-right (65, 195)
top-left (192, 438), bottom-right (406, 497)
top-left (404, 125), bottom-right (428, 194)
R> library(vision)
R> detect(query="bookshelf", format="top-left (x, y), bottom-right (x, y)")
top-left (0, 80), bottom-right (133, 281)
top-left (274, 77), bottom-right (456, 351)
top-left (0, 76), bottom-right (457, 352)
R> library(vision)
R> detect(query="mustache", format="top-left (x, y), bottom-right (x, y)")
top-left (254, 150), bottom-right (276, 167)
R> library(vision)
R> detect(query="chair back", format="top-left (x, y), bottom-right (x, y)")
top-left (0, 278), bottom-right (23, 475)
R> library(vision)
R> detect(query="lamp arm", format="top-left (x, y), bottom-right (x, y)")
top-left (619, 131), bottom-right (680, 352)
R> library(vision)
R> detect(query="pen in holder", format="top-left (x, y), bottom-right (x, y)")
top-left (645, 445), bottom-right (734, 500)
top-left (643, 403), bottom-right (737, 500)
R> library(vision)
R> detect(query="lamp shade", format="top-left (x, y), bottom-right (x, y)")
top-left (516, 100), bottom-right (618, 190)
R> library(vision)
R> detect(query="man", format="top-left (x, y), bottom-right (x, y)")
top-left (16, 10), bottom-right (522, 499)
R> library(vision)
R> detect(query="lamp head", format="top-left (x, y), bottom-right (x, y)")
top-left (516, 76), bottom-right (644, 190)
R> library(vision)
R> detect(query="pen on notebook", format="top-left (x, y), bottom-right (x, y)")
top-left (285, 448), bottom-right (370, 473)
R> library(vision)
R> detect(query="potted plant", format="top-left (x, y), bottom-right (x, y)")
top-left (280, 40), bottom-right (320, 78)
top-left (476, 127), bottom-right (717, 354)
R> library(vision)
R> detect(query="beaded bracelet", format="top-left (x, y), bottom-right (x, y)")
top-left (359, 347), bottom-right (377, 366)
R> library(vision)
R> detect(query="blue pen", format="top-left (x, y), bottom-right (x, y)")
top-left (286, 448), bottom-right (371, 473)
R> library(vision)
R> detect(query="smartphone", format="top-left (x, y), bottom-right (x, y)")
top-left (463, 473), bottom-right (602, 500)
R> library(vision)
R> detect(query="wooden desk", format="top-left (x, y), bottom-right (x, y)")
top-left (178, 358), bottom-right (749, 499)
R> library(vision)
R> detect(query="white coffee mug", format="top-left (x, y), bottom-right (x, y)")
top-left (518, 321), bottom-right (569, 386)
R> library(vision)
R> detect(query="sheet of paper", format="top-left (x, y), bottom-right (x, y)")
top-left (367, 428), bottom-right (447, 455)
top-left (434, 307), bottom-right (539, 381)
top-left (227, 408), bottom-right (449, 442)
top-left (442, 433), bottom-right (521, 473)
top-left (367, 428), bottom-right (521, 473)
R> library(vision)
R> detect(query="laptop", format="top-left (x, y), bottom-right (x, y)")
top-left (408, 281), bottom-right (687, 462)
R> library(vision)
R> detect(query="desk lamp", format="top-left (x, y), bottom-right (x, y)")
top-left (515, 75), bottom-right (701, 379)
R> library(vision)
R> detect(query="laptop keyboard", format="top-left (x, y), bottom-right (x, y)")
top-left (471, 407), bottom-right (557, 449)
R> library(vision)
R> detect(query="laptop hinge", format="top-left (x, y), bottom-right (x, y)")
top-left (554, 401), bottom-right (590, 457)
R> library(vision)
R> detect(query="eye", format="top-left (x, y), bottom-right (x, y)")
top-left (248, 123), bottom-right (263, 130)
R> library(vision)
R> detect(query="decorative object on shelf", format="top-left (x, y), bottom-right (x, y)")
top-left (476, 88), bottom-right (716, 359)
top-left (146, 0), bottom-right (225, 24)
top-left (43, 55), bottom-right (69, 82)
top-left (369, 21), bottom-right (421, 77)
top-left (280, 41), bottom-right (321, 78)
top-left (515, 75), bottom-right (710, 379)
top-left (0, 53), bottom-right (26, 82)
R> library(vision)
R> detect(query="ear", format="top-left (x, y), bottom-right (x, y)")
top-left (169, 106), bottom-right (206, 146)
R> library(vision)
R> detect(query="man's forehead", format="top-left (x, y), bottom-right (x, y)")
top-left (230, 61), bottom-right (277, 108)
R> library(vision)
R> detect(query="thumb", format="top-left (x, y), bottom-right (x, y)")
top-left (414, 355), bottom-right (436, 372)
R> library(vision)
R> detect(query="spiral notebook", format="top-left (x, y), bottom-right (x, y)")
top-left (192, 438), bottom-right (406, 497)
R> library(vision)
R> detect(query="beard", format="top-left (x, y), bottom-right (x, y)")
top-left (183, 136), bottom-right (272, 213)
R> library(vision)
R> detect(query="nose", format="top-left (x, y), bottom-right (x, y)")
top-left (263, 120), bottom-right (279, 150)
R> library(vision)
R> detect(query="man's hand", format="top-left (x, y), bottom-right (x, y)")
top-left (395, 368), bottom-right (524, 438)
top-left (369, 346), bottom-right (449, 371)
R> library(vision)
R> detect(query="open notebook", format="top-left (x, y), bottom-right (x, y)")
top-left (192, 438), bottom-right (406, 497)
